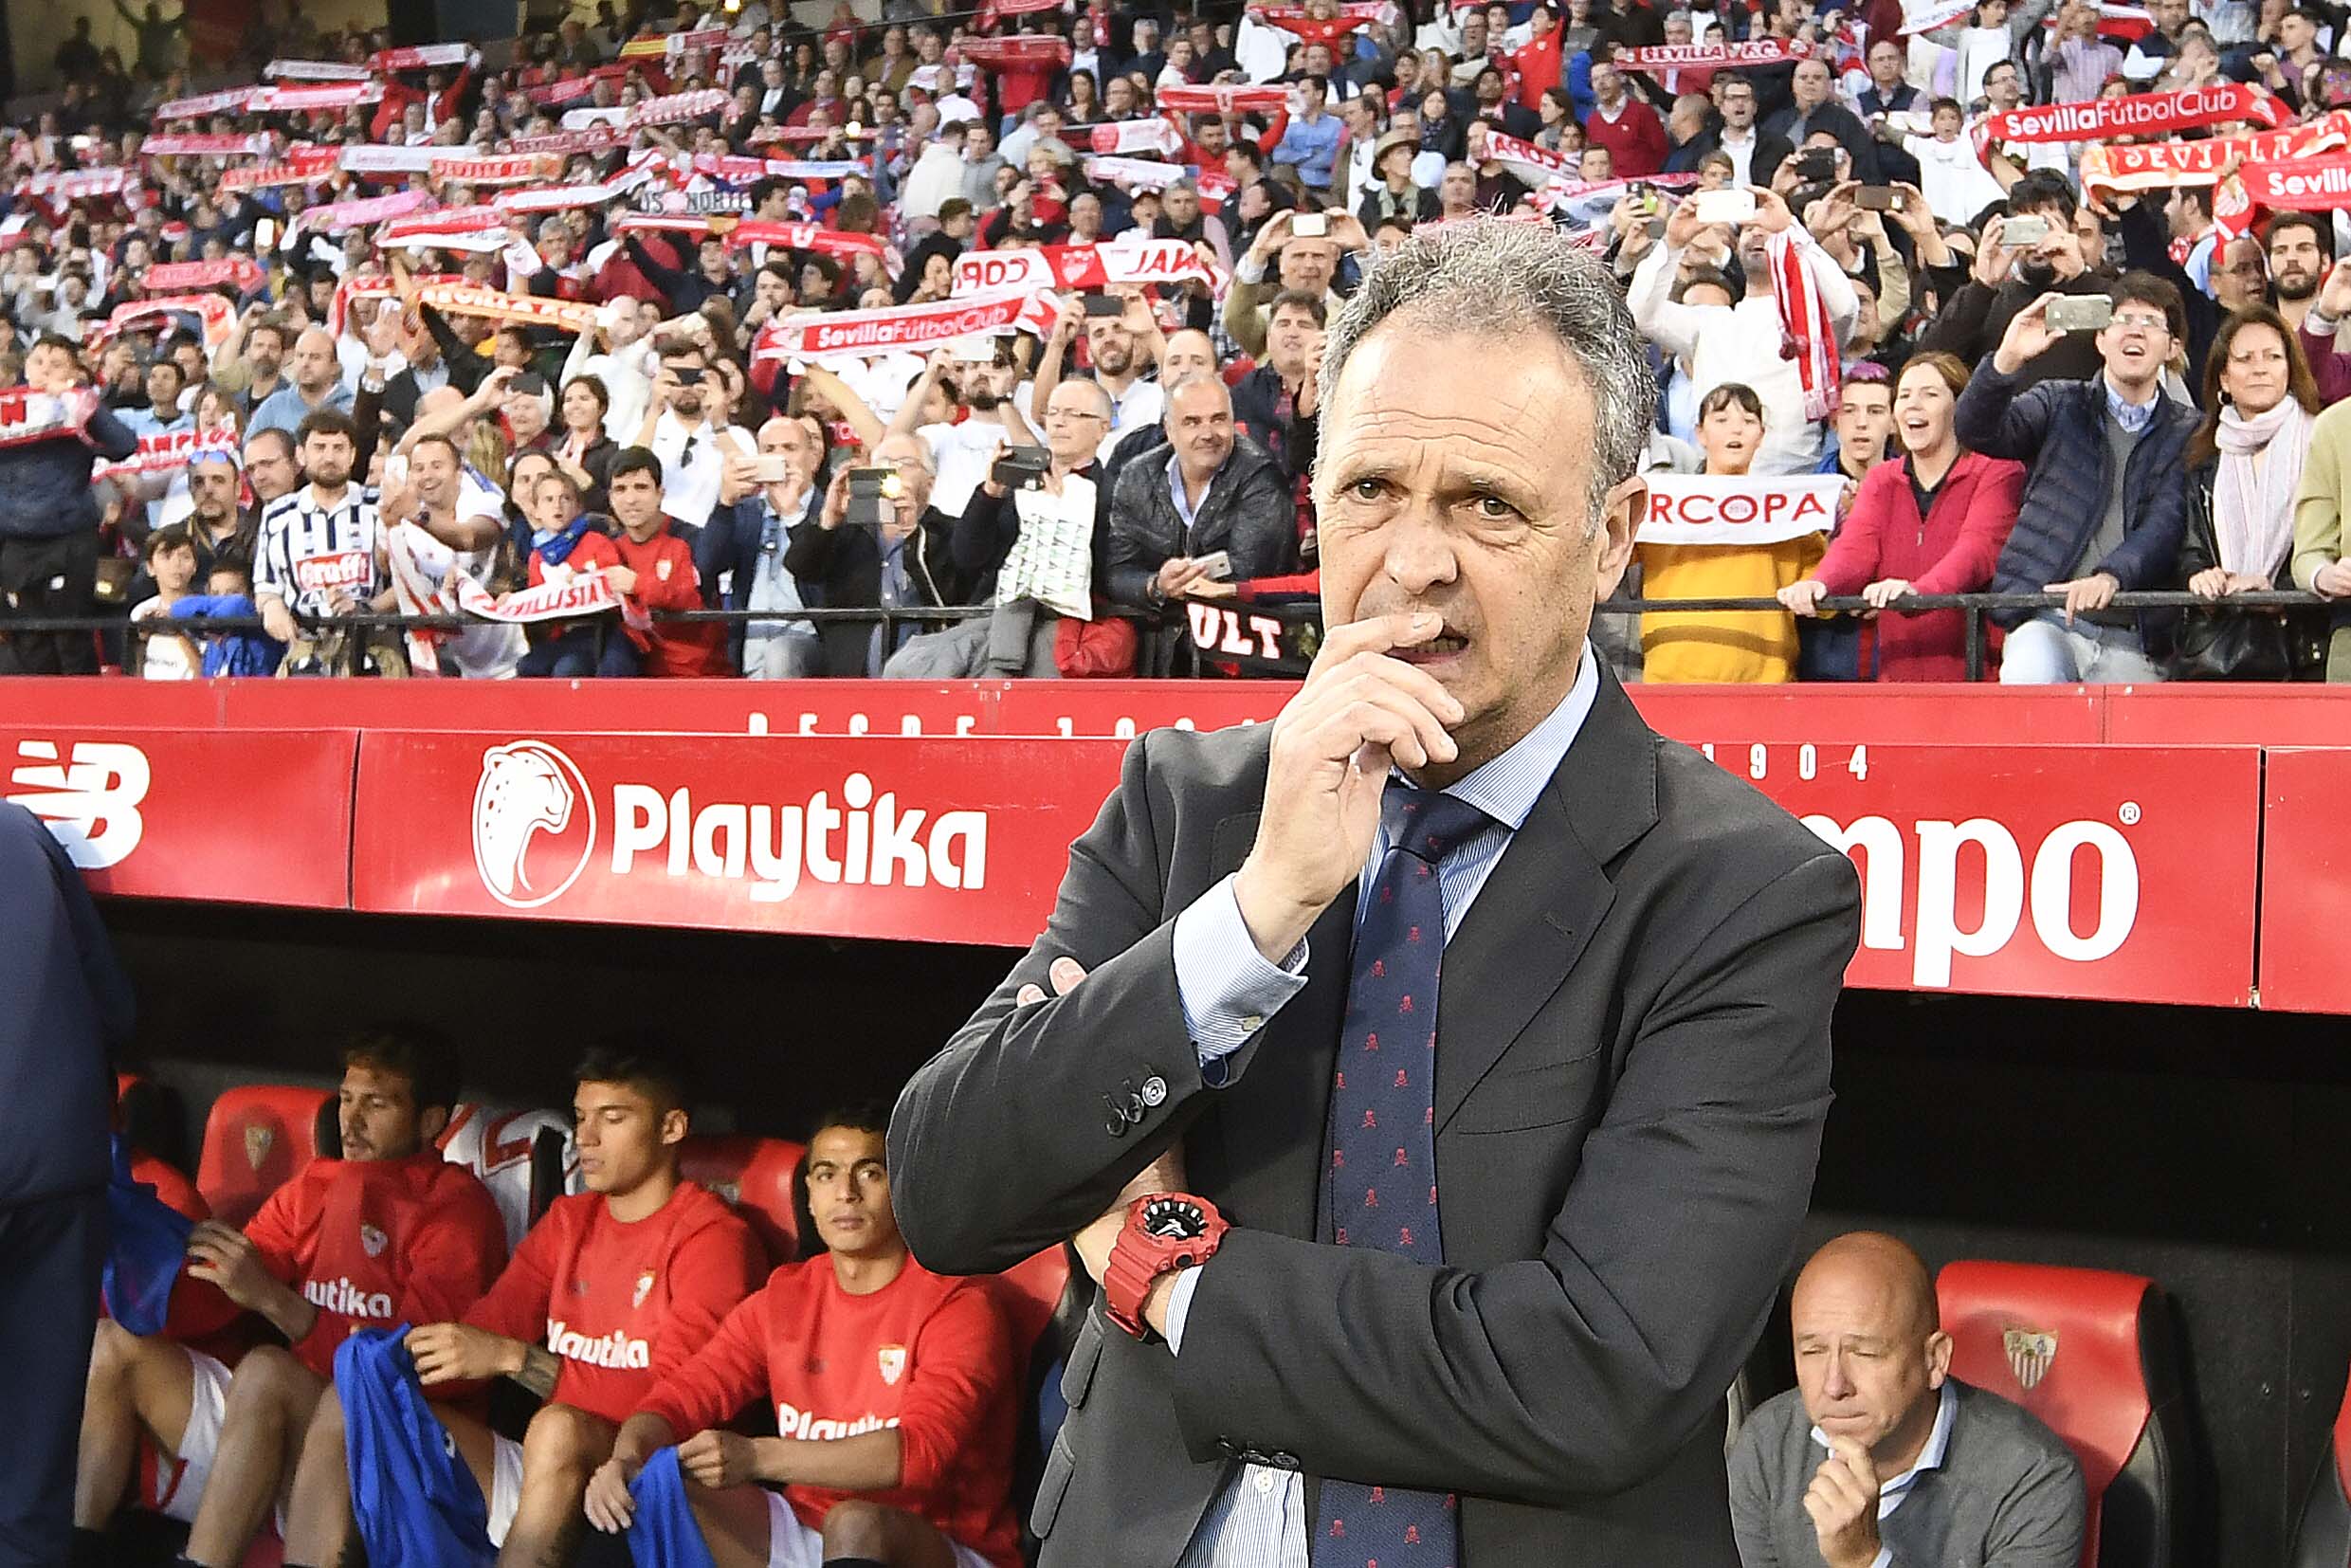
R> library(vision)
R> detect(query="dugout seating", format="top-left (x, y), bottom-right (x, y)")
top-left (680, 1134), bottom-right (808, 1264)
top-left (2287, 1369), bottom-right (2351, 1566)
top-left (1937, 1260), bottom-right (2190, 1568)
top-left (192, 1085), bottom-right (334, 1229)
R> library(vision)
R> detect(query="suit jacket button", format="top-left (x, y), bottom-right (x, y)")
top-left (1126, 1092), bottom-right (1147, 1121)
top-left (1139, 1075), bottom-right (1168, 1107)
top-left (1270, 1451), bottom-right (1299, 1469)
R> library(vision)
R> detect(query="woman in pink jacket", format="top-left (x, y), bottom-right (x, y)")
top-left (1779, 352), bottom-right (2026, 682)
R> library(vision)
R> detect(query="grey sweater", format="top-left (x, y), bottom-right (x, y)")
top-left (1728, 1379), bottom-right (2087, 1568)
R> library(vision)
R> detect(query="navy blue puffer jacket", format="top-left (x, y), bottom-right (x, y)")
top-left (1954, 363), bottom-right (2196, 631)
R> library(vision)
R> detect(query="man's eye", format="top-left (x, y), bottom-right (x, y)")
top-left (1473, 494), bottom-right (1517, 520)
top-left (1347, 479), bottom-right (1384, 501)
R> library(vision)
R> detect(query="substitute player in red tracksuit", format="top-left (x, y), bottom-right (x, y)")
top-left (585, 1107), bottom-right (1021, 1568)
top-left (279, 1047), bottom-right (765, 1568)
top-left (607, 446), bottom-right (731, 676)
top-left (72, 1030), bottom-right (505, 1568)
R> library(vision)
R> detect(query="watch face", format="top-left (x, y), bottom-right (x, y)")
top-left (1139, 1195), bottom-right (1209, 1240)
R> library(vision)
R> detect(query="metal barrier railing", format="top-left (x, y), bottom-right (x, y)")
top-left (4, 591), bottom-right (2335, 683)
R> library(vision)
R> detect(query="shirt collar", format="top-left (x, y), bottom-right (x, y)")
top-left (1417, 643), bottom-right (1601, 832)
top-left (2104, 376), bottom-right (2159, 433)
top-left (1808, 1379), bottom-right (1959, 1507)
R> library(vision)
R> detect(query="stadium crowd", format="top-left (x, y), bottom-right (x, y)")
top-left (3, 0), bottom-right (2351, 684)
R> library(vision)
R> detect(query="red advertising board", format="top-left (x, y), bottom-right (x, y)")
top-left (2, 726), bottom-right (355, 908)
top-left (350, 732), bottom-right (1130, 943)
top-left (339, 728), bottom-right (2258, 1008)
top-left (1727, 742), bottom-right (2258, 1008)
top-left (2256, 748), bottom-right (2351, 1014)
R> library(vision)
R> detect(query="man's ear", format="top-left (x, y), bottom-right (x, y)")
top-left (1925, 1329), bottom-right (1955, 1388)
top-left (420, 1103), bottom-right (450, 1147)
top-left (1592, 473), bottom-right (1647, 600)
top-left (661, 1105), bottom-right (691, 1149)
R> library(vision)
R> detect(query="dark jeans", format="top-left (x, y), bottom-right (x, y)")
top-left (0, 1191), bottom-right (104, 1568)
top-left (0, 531), bottom-right (101, 676)
top-left (516, 624), bottom-right (642, 679)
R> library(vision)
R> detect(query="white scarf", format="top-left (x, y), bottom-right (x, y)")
top-left (2214, 397), bottom-right (2313, 577)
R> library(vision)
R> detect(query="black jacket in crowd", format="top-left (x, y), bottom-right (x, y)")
top-left (1104, 434), bottom-right (1296, 609)
top-left (0, 402), bottom-right (137, 542)
top-left (782, 506), bottom-right (962, 676)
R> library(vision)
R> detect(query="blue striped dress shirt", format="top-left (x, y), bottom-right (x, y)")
top-left (1157, 647), bottom-right (1603, 1568)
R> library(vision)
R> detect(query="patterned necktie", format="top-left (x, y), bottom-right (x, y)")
top-left (1312, 786), bottom-right (1496, 1568)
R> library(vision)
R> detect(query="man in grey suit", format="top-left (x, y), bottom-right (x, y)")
top-left (1729, 1232), bottom-right (2086, 1567)
top-left (887, 216), bottom-right (1865, 1566)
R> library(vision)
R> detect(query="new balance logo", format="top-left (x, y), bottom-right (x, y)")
top-left (546, 1320), bottom-right (650, 1369)
top-left (7, 740), bottom-right (150, 868)
top-left (304, 1276), bottom-right (394, 1319)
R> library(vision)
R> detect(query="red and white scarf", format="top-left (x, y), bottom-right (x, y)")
top-left (265, 59), bottom-right (373, 81)
top-left (0, 387), bottom-right (101, 449)
top-left (372, 42), bottom-right (471, 72)
top-left (153, 85), bottom-right (261, 121)
top-left (1087, 119), bottom-right (1186, 157)
top-left (1156, 82), bottom-right (1292, 114)
top-left (628, 89), bottom-right (733, 130)
top-left (1972, 82), bottom-right (2287, 165)
top-left (1613, 38), bottom-right (1815, 69)
top-left (141, 134), bottom-right (272, 158)
top-left (2079, 111), bottom-right (2351, 198)
top-left (295, 187), bottom-right (434, 237)
top-left (387, 521), bottom-right (642, 675)
top-left (1768, 231), bottom-right (1839, 424)
top-left (949, 237), bottom-right (1224, 295)
top-left (375, 206), bottom-right (511, 252)
top-left (751, 288), bottom-right (1057, 365)
top-left (957, 34), bottom-right (1074, 68)
top-left (246, 82), bottom-right (385, 112)
top-left (143, 256), bottom-right (265, 294)
top-left (93, 426), bottom-right (240, 481)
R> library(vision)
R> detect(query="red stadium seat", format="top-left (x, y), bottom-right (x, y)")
top-left (993, 1247), bottom-right (1073, 1367)
top-left (193, 1085), bottom-right (333, 1230)
top-left (1937, 1260), bottom-right (2190, 1568)
top-left (2287, 1369), bottom-right (2351, 1567)
top-left (678, 1136), bottom-right (807, 1265)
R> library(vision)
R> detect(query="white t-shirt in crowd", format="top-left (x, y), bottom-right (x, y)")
top-left (131, 597), bottom-right (198, 680)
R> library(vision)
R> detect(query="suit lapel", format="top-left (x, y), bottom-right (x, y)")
top-left (1433, 669), bottom-right (1662, 1134)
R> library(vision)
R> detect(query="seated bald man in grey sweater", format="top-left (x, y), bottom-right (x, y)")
top-left (1728, 1233), bottom-right (2087, 1568)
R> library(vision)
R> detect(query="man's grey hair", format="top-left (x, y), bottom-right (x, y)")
top-left (1317, 216), bottom-right (1652, 529)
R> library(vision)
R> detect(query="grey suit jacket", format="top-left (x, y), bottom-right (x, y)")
top-left (887, 665), bottom-right (1863, 1566)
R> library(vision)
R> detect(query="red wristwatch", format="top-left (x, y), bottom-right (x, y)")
top-left (1103, 1193), bottom-right (1229, 1340)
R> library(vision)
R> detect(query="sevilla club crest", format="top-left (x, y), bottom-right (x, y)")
top-left (877, 1344), bottom-right (907, 1386)
top-left (634, 1268), bottom-right (657, 1309)
top-left (2003, 1327), bottom-right (2059, 1391)
top-left (244, 1123), bottom-right (273, 1173)
top-left (359, 1223), bottom-right (389, 1258)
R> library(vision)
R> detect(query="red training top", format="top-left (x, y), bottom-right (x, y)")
top-left (245, 1153), bottom-right (507, 1378)
top-left (635, 1256), bottom-right (1021, 1568)
top-left (464, 1182), bottom-right (765, 1425)
top-left (612, 520), bottom-right (729, 677)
